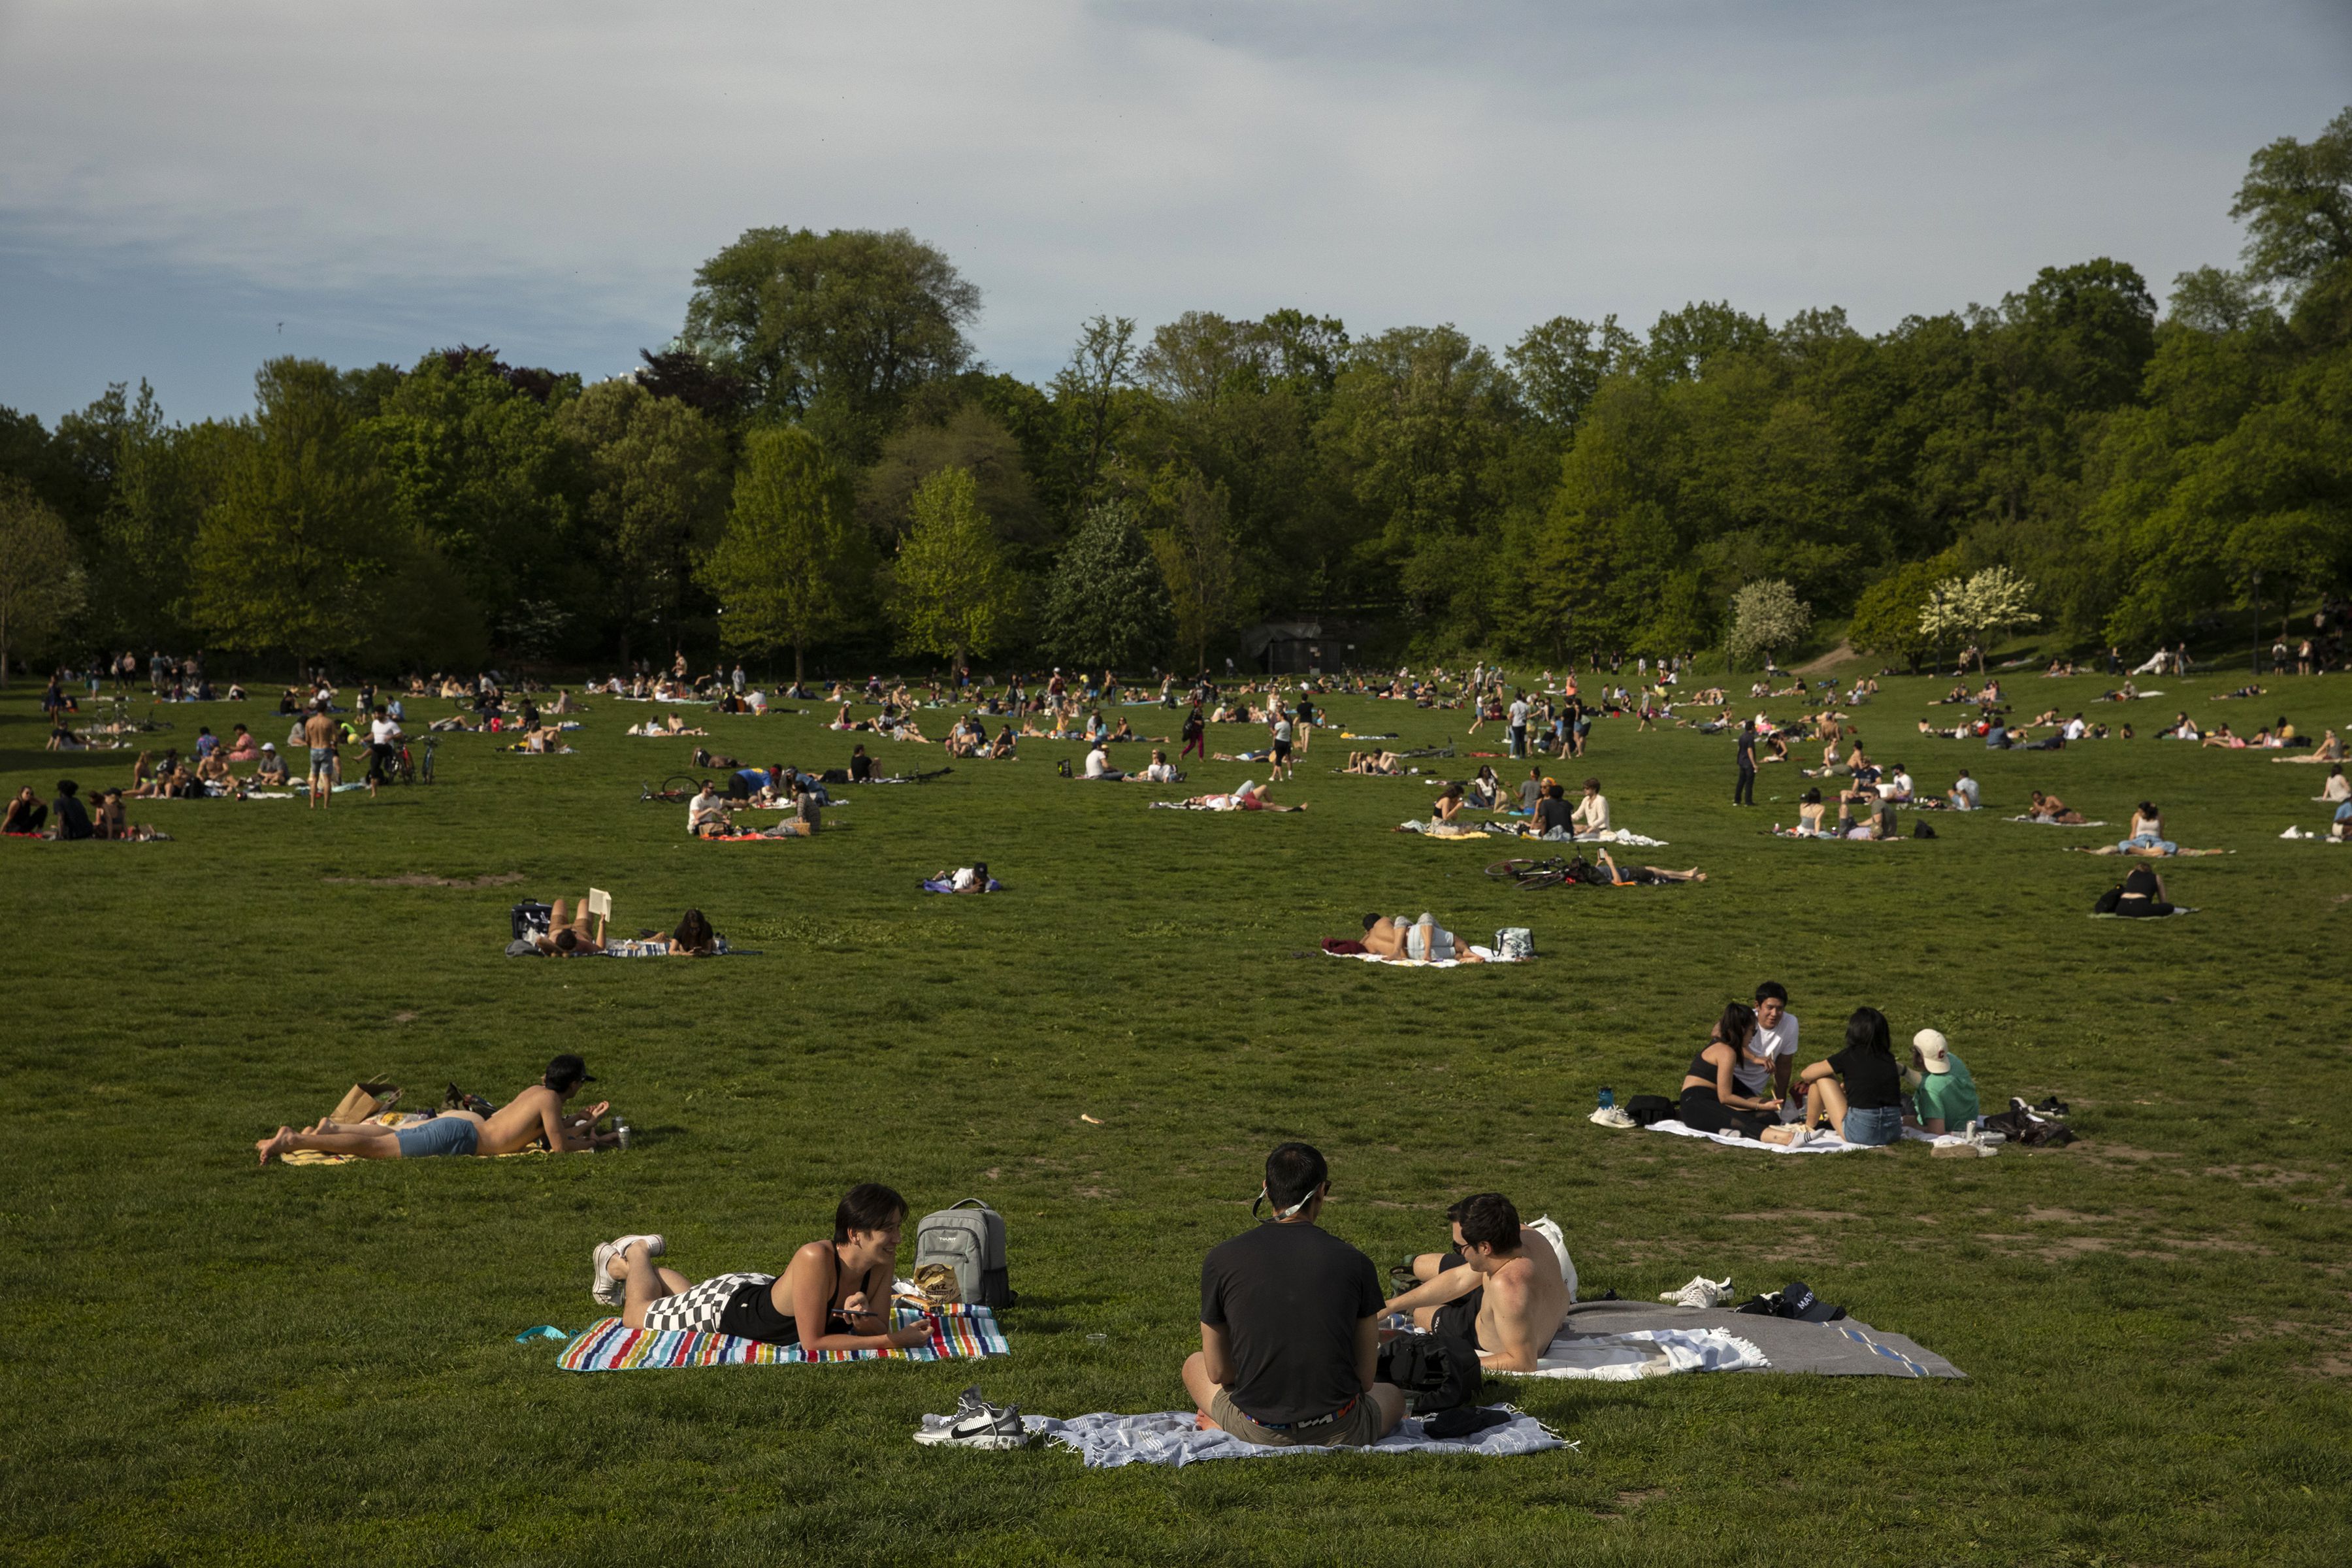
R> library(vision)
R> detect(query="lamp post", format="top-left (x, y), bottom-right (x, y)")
top-left (2251, 570), bottom-right (2263, 677)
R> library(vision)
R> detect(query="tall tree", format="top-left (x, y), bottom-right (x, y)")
top-left (189, 359), bottom-right (391, 674)
top-left (557, 379), bottom-right (728, 665)
top-left (1149, 472), bottom-right (1247, 673)
top-left (1048, 314), bottom-right (1141, 515)
top-left (1039, 500), bottom-right (1169, 670)
top-left (699, 426), bottom-right (870, 685)
top-left (681, 227), bottom-right (979, 461)
top-left (0, 480), bottom-right (84, 685)
top-left (888, 466), bottom-right (1020, 672)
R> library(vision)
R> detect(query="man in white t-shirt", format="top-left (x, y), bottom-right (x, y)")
top-left (1507, 696), bottom-right (1530, 758)
top-left (365, 707), bottom-right (402, 797)
top-left (2062, 713), bottom-right (2088, 742)
top-left (1083, 742), bottom-right (1122, 781)
top-left (687, 781), bottom-right (729, 837)
top-left (1570, 777), bottom-right (1610, 836)
top-left (1743, 981), bottom-right (1803, 1121)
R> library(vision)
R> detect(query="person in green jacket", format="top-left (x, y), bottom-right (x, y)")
top-left (1906, 1029), bottom-right (1981, 1134)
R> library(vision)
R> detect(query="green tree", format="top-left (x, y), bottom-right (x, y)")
top-left (1048, 314), bottom-right (1142, 515)
top-left (1149, 472), bottom-right (1248, 672)
top-left (681, 227), bottom-right (979, 461)
top-left (1038, 500), bottom-right (1169, 670)
top-left (557, 378), bottom-right (728, 664)
top-left (2231, 106), bottom-right (2352, 296)
top-left (189, 359), bottom-right (391, 674)
top-left (699, 426), bottom-right (870, 685)
top-left (887, 466), bottom-right (1019, 671)
top-left (0, 480), bottom-right (84, 685)
top-left (1847, 559), bottom-right (1946, 669)
top-left (1507, 314), bottom-right (1639, 434)
top-left (858, 396), bottom-right (1041, 555)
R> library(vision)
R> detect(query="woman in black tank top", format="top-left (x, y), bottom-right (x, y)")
top-left (1678, 1002), bottom-right (1780, 1139)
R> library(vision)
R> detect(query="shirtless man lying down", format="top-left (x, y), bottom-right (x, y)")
top-left (1360, 912), bottom-right (1488, 962)
top-left (255, 1054), bottom-right (606, 1164)
top-left (1380, 1193), bottom-right (1573, 1372)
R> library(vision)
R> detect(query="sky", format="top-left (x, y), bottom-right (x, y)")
top-left (1, 0), bottom-right (2347, 425)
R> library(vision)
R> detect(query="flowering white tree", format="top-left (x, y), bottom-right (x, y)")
top-left (1727, 578), bottom-right (1812, 667)
top-left (1918, 566), bottom-right (2039, 673)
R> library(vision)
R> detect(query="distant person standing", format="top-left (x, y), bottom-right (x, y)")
top-left (1508, 692), bottom-right (1529, 759)
top-left (1269, 710), bottom-right (1294, 781)
top-left (303, 704), bottom-right (338, 810)
top-left (1734, 720), bottom-right (1757, 806)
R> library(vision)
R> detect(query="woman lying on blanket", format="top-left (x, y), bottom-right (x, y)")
top-left (1361, 912), bottom-right (1487, 962)
top-left (591, 1183), bottom-right (935, 1350)
top-left (1345, 749), bottom-right (1403, 775)
top-left (256, 1054), bottom-right (607, 1164)
top-left (1175, 781), bottom-right (1302, 812)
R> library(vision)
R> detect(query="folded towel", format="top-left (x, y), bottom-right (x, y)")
top-left (1494, 1327), bottom-right (1770, 1380)
top-left (559, 1304), bottom-right (1008, 1370)
top-left (1001, 1408), bottom-right (1565, 1468)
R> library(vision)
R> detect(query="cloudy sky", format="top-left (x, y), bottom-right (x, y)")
top-left (2, 1), bottom-right (2346, 423)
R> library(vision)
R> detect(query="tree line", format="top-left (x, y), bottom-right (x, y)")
top-left (2, 108), bottom-right (2347, 684)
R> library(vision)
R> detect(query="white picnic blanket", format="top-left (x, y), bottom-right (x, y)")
top-left (1326, 945), bottom-right (1512, 968)
top-left (2006, 815), bottom-right (2109, 827)
top-left (1007, 1409), bottom-right (1569, 1468)
top-left (1494, 1327), bottom-right (1770, 1381)
top-left (1642, 1118), bottom-right (1871, 1154)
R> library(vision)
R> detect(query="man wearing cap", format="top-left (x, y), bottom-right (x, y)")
top-left (254, 742), bottom-right (289, 785)
top-left (255, 1055), bottom-right (610, 1164)
top-left (1906, 1030), bottom-right (1981, 1134)
top-left (1184, 1143), bottom-right (1407, 1446)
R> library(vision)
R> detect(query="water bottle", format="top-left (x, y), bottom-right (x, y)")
top-left (1597, 1086), bottom-right (1614, 1110)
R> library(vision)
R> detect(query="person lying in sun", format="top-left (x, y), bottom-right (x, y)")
top-left (255, 1055), bottom-right (608, 1164)
top-left (1360, 912), bottom-right (1486, 962)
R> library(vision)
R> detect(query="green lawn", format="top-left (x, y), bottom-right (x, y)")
top-left (3, 670), bottom-right (2349, 1567)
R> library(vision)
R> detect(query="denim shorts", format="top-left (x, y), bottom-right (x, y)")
top-left (1842, 1105), bottom-right (1903, 1147)
top-left (393, 1116), bottom-right (480, 1158)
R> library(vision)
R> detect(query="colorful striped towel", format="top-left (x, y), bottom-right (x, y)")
top-left (557, 1304), bottom-right (1008, 1371)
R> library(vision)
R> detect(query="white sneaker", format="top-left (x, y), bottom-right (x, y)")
top-left (591, 1233), bottom-right (666, 1307)
top-left (1587, 1105), bottom-right (1635, 1128)
top-left (1659, 1275), bottom-right (1733, 1309)
top-left (1783, 1126), bottom-right (1811, 1149)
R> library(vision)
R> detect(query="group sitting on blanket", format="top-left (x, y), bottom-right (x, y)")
top-left (1675, 987), bottom-right (1980, 1148)
top-left (590, 1183), bottom-right (939, 1352)
top-left (256, 1054), bottom-right (613, 1164)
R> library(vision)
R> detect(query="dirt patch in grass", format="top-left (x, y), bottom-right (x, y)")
top-left (1725, 1210), bottom-right (1860, 1224)
top-left (323, 872), bottom-right (526, 888)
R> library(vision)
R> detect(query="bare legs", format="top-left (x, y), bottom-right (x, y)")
top-left (1803, 1077), bottom-right (1851, 1137)
top-left (255, 1119), bottom-right (403, 1165)
top-left (614, 1241), bottom-right (693, 1328)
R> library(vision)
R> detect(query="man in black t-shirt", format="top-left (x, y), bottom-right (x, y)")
top-left (1183, 1143), bottom-right (1405, 1447)
top-left (1532, 783), bottom-right (1575, 838)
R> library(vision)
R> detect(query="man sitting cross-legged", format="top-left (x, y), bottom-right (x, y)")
top-left (1183, 1143), bottom-right (1407, 1447)
top-left (256, 1054), bottom-right (606, 1164)
top-left (1381, 1193), bottom-right (1575, 1373)
top-left (591, 1183), bottom-right (935, 1351)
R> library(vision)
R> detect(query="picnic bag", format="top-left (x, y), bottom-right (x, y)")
top-left (510, 901), bottom-right (553, 941)
top-left (1376, 1331), bottom-right (1482, 1414)
top-left (916, 1198), bottom-right (1015, 1310)
top-left (1493, 927), bottom-right (1535, 961)
top-left (1625, 1093), bottom-right (1675, 1128)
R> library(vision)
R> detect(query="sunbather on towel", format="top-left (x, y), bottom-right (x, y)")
top-left (2025, 791), bottom-right (2084, 825)
top-left (1175, 781), bottom-right (1302, 812)
top-left (532, 894), bottom-right (608, 955)
top-left (255, 1054), bottom-right (605, 1164)
top-left (1380, 1192), bottom-right (1573, 1373)
top-left (1183, 1143), bottom-right (1407, 1447)
top-left (591, 1183), bottom-right (934, 1350)
top-left (1360, 912), bottom-right (1486, 962)
top-left (1593, 849), bottom-right (1705, 885)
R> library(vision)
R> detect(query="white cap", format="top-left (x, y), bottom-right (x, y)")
top-left (1914, 1029), bottom-right (1952, 1074)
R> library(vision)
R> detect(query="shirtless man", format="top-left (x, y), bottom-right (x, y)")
top-left (1360, 912), bottom-right (1488, 962)
top-left (302, 704), bottom-right (338, 809)
top-left (589, 1183), bottom-right (936, 1350)
top-left (255, 1054), bottom-right (606, 1164)
top-left (1381, 1193), bottom-right (1573, 1373)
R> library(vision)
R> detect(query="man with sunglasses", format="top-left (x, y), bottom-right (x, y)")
top-left (1381, 1193), bottom-right (1573, 1373)
top-left (1183, 1143), bottom-right (1407, 1447)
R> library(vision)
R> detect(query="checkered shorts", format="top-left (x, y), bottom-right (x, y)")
top-left (640, 1271), bottom-right (774, 1333)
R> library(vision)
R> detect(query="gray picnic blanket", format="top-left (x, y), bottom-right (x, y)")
top-left (1549, 1300), bottom-right (1965, 1379)
top-left (1017, 1409), bottom-right (1567, 1468)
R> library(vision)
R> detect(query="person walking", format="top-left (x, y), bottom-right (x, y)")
top-left (1734, 719), bottom-right (1757, 806)
top-left (1181, 702), bottom-right (1207, 762)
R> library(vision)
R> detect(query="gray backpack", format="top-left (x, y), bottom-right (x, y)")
top-left (915, 1198), bottom-right (1014, 1310)
top-left (1494, 926), bottom-right (1535, 961)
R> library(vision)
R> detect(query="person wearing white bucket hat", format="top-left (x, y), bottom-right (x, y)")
top-left (1906, 1029), bottom-right (1982, 1134)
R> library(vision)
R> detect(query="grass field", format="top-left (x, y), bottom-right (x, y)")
top-left (4, 668), bottom-right (2349, 1567)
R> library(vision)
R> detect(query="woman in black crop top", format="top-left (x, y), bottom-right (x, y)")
top-left (1677, 1002), bottom-right (1784, 1140)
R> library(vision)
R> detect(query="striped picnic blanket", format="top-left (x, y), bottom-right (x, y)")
top-left (557, 1304), bottom-right (1008, 1371)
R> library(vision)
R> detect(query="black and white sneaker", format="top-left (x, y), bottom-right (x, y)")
top-left (915, 1389), bottom-right (1031, 1450)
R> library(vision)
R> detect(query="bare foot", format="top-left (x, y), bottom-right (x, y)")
top-left (255, 1126), bottom-right (295, 1166)
top-left (1194, 1411), bottom-right (1218, 1431)
top-left (1690, 870), bottom-right (1708, 881)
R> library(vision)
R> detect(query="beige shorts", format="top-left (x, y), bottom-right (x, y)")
top-left (1209, 1387), bottom-right (1384, 1448)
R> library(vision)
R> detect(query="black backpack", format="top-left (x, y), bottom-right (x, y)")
top-left (510, 902), bottom-right (553, 941)
top-left (1625, 1093), bottom-right (1676, 1127)
top-left (1376, 1331), bottom-right (1482, 1414)
top-left (1912, 821), bottom-right (1936, 838)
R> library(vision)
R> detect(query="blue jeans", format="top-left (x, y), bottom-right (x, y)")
top-left (1842, 1106), bottom-right (1903, 1147)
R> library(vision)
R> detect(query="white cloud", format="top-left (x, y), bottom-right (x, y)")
top-left (1, 0), bottom-right (2347, 415)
